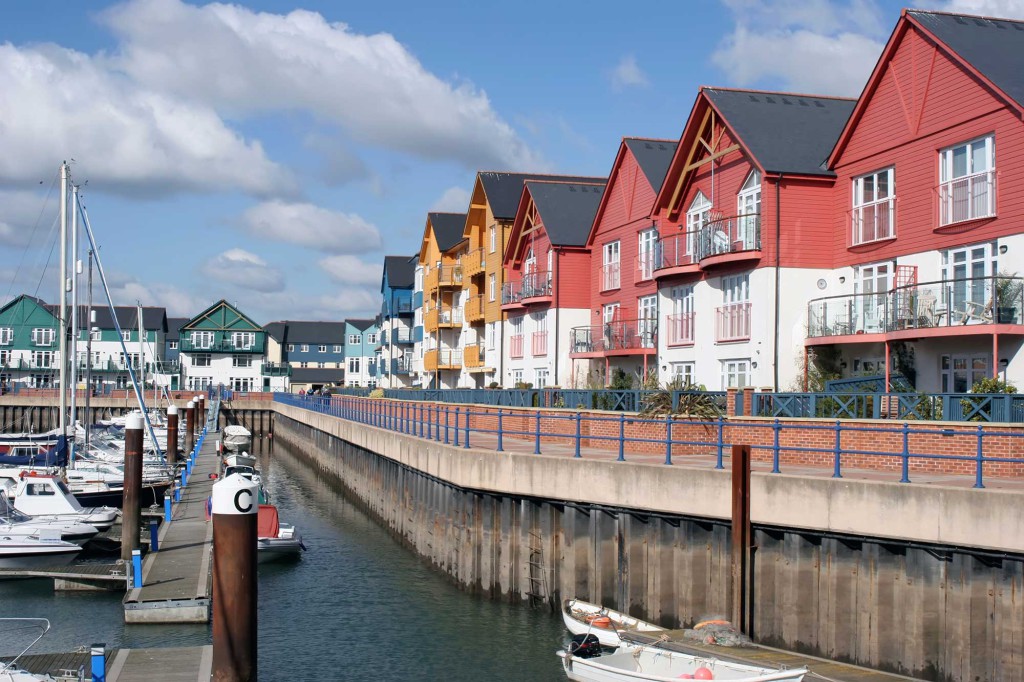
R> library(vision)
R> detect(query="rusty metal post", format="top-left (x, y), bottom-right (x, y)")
top-left (121, 413), bottom-right (144, 563)
top-left (185, 400), bottom-right (196, 456)
top-left (212, 473), bottom-right (258, 682)
top-left (166, 404), bottom-right (179, 468)
top-left (731, 443), bottom-right (752, 634)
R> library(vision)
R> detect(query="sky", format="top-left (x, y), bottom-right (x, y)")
top-left (0, 0), bottom-right (1021, 324)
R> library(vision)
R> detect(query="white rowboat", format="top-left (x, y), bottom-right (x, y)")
top-left (558, 645), bottom-right (807, 682)
top-left (562, 599), bottom-right (665, 647)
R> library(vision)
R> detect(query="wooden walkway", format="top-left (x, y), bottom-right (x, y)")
top-left (4, 645), bottom-right (211, 681)
top-left (124, 435), bottom-right (218, 623)
top-left (624, 630), bottom-right (919, 681)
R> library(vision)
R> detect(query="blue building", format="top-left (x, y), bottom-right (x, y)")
top-left (343, 318), bottom-right (378, 387)
top-left (264, 320), bottom-right (345, 392)
top-left (378, 255), bottom-right (416, 388)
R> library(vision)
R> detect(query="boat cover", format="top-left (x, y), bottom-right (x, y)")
top-left (0, 436), bottom-right (67, 467)
top-left (258, 504), bottom-right (280, 539)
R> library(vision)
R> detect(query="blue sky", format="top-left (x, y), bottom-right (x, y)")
top-left (0, 0), bottom-right (1016, 323)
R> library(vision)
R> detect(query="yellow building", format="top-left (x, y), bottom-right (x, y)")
top-left (419, 212), bottom-right (468, 388)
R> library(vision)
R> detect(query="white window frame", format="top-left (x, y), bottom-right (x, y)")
top-left (638, 295), bottom-right (657, 348)
top-left (941, 354), bottom-right (990, 393)
top-left (489, 225), bottom-right (497, 253)
top-left (318, 345), bottom-right (327, 353)
top-left (489, 273), bottom-right (496, 302)
top-left (287, 344), bottom-right (294, 352)
top-left (686, 192), bottom-right (711, 255)
top-left (90, 329), bottom-right (101, 342)
top-left (535, 367), bottom-right (549, 389)
top-left (300, 344), bottom-right (309, 353)
top-left (232, 354), bottom-right (252, 368)
top-left (31, 328), bottom-right (55, 346)
top-left (333, 345), bottom-right (342, 353)
top-left (602, 241), bottom-right (620, 291)
top-left (231, 331), bottom-right (255, 350)
top-left (0, 328), bottom-right (11, 345)
top-left (348, 357), bottom-right (361, 374)
top-left (851, 167), bottom-right (895, 245)
top-left (367, 333), bottom-right (377, 345)
top-left (670, 361), bottom-right (695, 385)
top-left (122, 331), bottom-right (131, 342)
top-left (721, 359), bottom-right (751, 389)
top-left (939, 135), bottom-right (995, 225)
top-left (637, 228), bottom-right (657, 281)
top-left (348, 334), bottom-right (360, 345)
top-left (168, 340), bottom-right (178, 350)
top-left (191, 331), bottom-right (213, 349)
top-left (737, 170), bottom-right (761, 249)
top-left (192, 353), bottom-right (211, 367)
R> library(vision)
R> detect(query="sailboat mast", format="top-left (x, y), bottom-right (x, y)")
top-left (84, 250), bottom-right (94, 452)
top-left (68, 185), bottom-right (80, 466)
top-left (137, 303), bottom-right (145, 405)
top-left (58, 162), bottom-right (68, 440)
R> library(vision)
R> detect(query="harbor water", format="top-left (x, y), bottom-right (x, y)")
top-left (0, 439), bottom-right (569, 681)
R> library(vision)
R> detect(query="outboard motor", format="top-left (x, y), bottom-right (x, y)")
top-left (568, 633), bottom-right (602, 659)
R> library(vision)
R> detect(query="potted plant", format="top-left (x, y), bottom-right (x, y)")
top-left (995, 271), bottom-right (1023, 324)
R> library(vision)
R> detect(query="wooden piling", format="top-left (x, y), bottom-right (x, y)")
top-left (166, 405), bottom-right (179, 468)
top-left (185, 400), bottom-right (196, 455)
top-left (731, 443), bottom-right (752, 634)
top-left (121, 413), bottom-right (144, 563)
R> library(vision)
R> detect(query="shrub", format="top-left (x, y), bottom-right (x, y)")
top-left (368, 388), bottom-right (385, 399)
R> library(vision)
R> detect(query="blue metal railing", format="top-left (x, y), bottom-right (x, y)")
top-left (274, 393), bottom-right (1024, 488)
top-left (750, 391), bottom-right (1024, 422)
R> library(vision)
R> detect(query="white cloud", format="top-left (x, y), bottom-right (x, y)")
top-left (942, 0), bottom-right (1024, 18)
top-left (430, 186), bottom-right (470, 213)
top-left (0, 43), bottom-right (295, 197)
top-left (101, 271), bottom-right (206, 317)
top-left (608, 55), bottom-right (649, 91)
top-left (712, 0), bottom-right (887, 96)
top-left (100, 0), bottom-right (545, 171)
top-left (237, 200), bottom-right (382, 253)
top-left (318, 255), bottom-right (382, 285)
top-left (199, 248), bottom-right (285, 293)
top-left (0, 190), bottom-right (59, 247)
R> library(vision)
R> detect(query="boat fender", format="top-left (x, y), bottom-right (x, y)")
top-left (694, 667), bottom-right (714, 680)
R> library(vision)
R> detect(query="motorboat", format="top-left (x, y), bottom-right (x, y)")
top-left (223, 451), bottom-right (256, 469)
top-left (68, 479), bottom-right (172, 509)
top-left (0, 531), bottom-right (82, 569)
top-left (558, 641), bottom-right (808, 681)
top-left (1, 472), bottom-right (118, 532)
top-left (562, 599), bottom-right (666, 648)
top-left (257, 504), bottom-right (304, 563)
top-left (0, 494), bottom-right (99, 546)
top-left (0, 618), bottom-right (61, 680)
top-left (222, 426), bottom-right (252, 454)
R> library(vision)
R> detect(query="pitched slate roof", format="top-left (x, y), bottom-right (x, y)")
top-left (623, 139), bottom-right (678, 193)
top-left (383, 255), bottom-right (416, 289)
top-left (479, 173), bottom-right (607, 220)
top-left (278, 321), bottom-right (347, 345)
top-left (704, 88), bottom-right (855, 177)
top-left (346, 318), bottom-right (376, 332)
top-left (428, 213), bottom-right (468, 252)
top-left (167, 317), bottom-right (188, 337)
top-left (51, 305), bottom-right (167, 332)
top-left (263, 321), bottom-right (287, 342)
top-left (526, 181), bottom-right (607, 247)
top-left (909, 10), bottom-right (1024, 109)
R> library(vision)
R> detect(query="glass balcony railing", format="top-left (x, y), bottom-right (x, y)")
top-left (502, 281), bottom-right (523, 306)
top-left (570, 320), bottom-right (657, 355)
top-left (521, 271), bottom-right (552, 300)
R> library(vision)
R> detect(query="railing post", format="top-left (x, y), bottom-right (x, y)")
top-left (574, 412), bottom-right (581, 458)
top-left (444, 407), bottom-right (450, 445)
top-left (419, 404), bottom-right (425, 438)
top-left (454, 407), bottom-right (461, 447)
top-left (664, 414), bottom-right (673, 465)
top-left (832, 420), bottom-right (843, 478)
top-left (617, 413), bottom-right (625, 462)
top-left (715, 416), bottom-right (725, 469)
top-left (496, 410), bottom-right (504, 452)
top-left (772, 419), bottom-right (781, 474)
top-left (974, 425), bottom-right (986, 489)
top-left (534, 410), bottom-right (542, 455)
top-left (900, 422), bottom-right (911, 483)
top-left (463, 408), bottom-right (470, 449)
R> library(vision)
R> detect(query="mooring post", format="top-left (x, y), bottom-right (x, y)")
top-left (91, 644), bottom-right (106, 682)
top-left (131, 548), bottom-right (142, 588)
top-left (198, 395), bottom-right (206, 429)
top-left (731, 443), bottom-right (752, 635)
top-left (185, 399), bottom-right (196, 456)
top-left (164, 496), bottom-right (172, 522)
top-left (149, 518), bottom-right (159, 552)
top-left (212, 473), bottom-right (258, 682)
top-left (121, 413), bottom-right (143, 564)
top-left (166, 404), bottom-right (179, 469)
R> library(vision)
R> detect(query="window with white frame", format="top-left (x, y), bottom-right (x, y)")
top-left (191, 331), bottom-right (213, 349)
top-left (333, 345), bottom-right (342, 353)
top-left (31, 328), bottom-right (55, 346)
top-left (348, 357), bottom-right (361, 374)
top-left (851, 167), bottom-right (895, 245)
top-left (668, 284), bottom-right (695, 346)
top-left (670, 361), bottom-right (695, 386)
top-left (489, 273), bottom-right (496, 301)
top-left (168, 340), bottom-right (178, 349)
top-left (638, 228), bottom-right (657, 280)
top-left (535, 368), bottom-right (549, 389)
top-left (122, 331), bottom-right (131, 342)
top-left (854, 263), bottom-right (891, 332)
top-left (721, 359), bottom-right (750, 389)
top-left (512, 369), bottom-right (524, 386)
top-left (941, 354), bottom-right (989, 393)
top-left (318, 345), bottom-right (327, 353)
top-left (0, 328), bottom-right (11, 345)
top-left (489, 225), bottom-right (497, 253)
top-left (231, 331), bottom-right (255, 349)
top-left (192, 353), bottom-right (211, 367)
top-left (718, 274), bottom-right (751, 342)
top-left (942, 242), bottom-right (997, 322)
top-left (686, 192), bottom-right (711, 255)
top-left (602, 241), bottom-right (620, 290)
top-left (638, 295), bottom-right (657, 347)
top-left (603, 303), bottom-right (620, 325)
top-left (486, 322), bottom-right (495, 350)
top-left (300, 344), bottom-right (309, 352)
top-left (348, 334), bottom-right (360, 345)
top-left (737, 170), bottom-right (761, 249)
top-left (939, 135), bottom-right (995, 225)
top-left (286, 344), bottom-right (294, 352)
top-left (0, 349), bottom-right (10, 365)
top-left (367, 333), bottom-right (377, 345)
top-left (233, 355), bottom-right (252, 368)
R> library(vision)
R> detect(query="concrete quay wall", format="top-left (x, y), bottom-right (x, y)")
top-left (272, 404), bottom-right (1023, 682)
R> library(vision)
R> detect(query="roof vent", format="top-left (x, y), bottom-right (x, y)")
top-left (748, 94), bottom-right (759, 102)
top-left (954, 16), bottom-right (967, 24)
top-left (568, 186), bottom-right (576, 192)
top-left (815, 100), bottom-right (825, 107)
top-left (782, 97), bottom-right (792, 105)
top-left (1014, 23), bottom-right (1024, 30)
top-left (645, 142), bottom-right (654, 149)
top-left (799, 99), bottom-right (809, 106)
top-left (766, 96), bottom-right (776, 103)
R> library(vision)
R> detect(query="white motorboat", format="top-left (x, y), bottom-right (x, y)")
top-left (558, 642), bottom-right (808, 682)
top-left (562, 599), bottom-right (666, 648)
top-left (0, 618), bottom-right (60, 681)
top-left (223, 451), bottom-right (256, 469)
top-left (222, 426), bottom-right (252, 454)
top-left (0, 531), bottom-right (82, 569)
top-left (257, 504), bottom-right (304, 563)
top-left (1, 473), bottom-right (118, 532)
top-left (0, 494), bottom-right (99, 546)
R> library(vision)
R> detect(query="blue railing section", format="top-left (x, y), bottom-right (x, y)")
top-left (275, 393), bottom-right (1024, 488)
top-left (750, 392), bottom-right (1024, 422)
top-left (325, 387), bottom-right (727, 413)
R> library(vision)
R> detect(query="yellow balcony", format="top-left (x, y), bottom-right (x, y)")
top-left (463, 344), bottom-right (484, 368)
top-left (437, 264), bottom-right (464, 288)
top-left (463, 248), bottom-right (486, 278)
top-left (424, 348), bottom-right (462, 371)
top-left (465, 295), bottom-right (485, 324)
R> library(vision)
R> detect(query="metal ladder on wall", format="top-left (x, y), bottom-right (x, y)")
top-left (525, 529), bottom-right (551, 611)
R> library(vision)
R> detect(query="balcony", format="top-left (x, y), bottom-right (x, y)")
top-left (509, 334), bottom-right (524, 359)
top-left (938, 170), bottom-right (995, 227)
top-left (696, 213), bottom-right (761, 268)
top-left (716, 302), bottom-right (751, 342)
top-left (424, 348), bottom-right (462, 371)
top-left (850, 198), bottom-right (895, 246)
top-left (151, 360), bottom-right (182, 375)
top-left (652, 235), bottom-right (700, 280)
top-left (391, 327), bottom-right (413, 344)
top-left (261, 362), bottom-right (292, 377)
top-left (521, 271), bottom-right (552, 304)
top-left (437, 264), bottom-right (463, 289)
top-left (531, 331), bottom-right (548, 356)
top-left (665, 312), bottom-right (695, 346)
top-left (392, 298), bottom-right (414, 316)
top-left (570, 320), bottom-right (657, 356)
top-left (601, 263), bottom-right (621, 291)
top-left (437, 306), bottom-right (463, 328)
top-left (464, 343), bottom-right (484, 368)
top-left (466, 295), bottom-right (485, 324)
top-left (463, 248), bottom-right (486, 277)
top-left (501, 281), bottom-right (524, 310)
top-left (179, 337), bottom-right (265, 354)
top-left (806, 275), bottom-right (1024, 343)
top-left (391, 357), bottom-right (412, 375)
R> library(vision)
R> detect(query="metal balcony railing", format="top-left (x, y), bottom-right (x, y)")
top-left (850, 198), bottom-right (895, 246)
top-left (653, 234), bottom-right (698, 271)
top-left (502, 281), bottom-right (523, 306)
top-left (665, 312), bottom-right (695, 346)
top-left (807, 275), bottom-right (1024, 338)
top-left (521, 271), bottom-right (552, 299)
top-left (697, 213), bottom-right (761, 259)
top-left (716, 302), bottom-right (751, 342)
top-left (635, 251), bottom-right (657, 282)
top-left (391, 327), bottom-right (413, 344)
top-left (938, 170), bottom-right (995, 226)
top-left (570, 320), bottom-right (657, 354)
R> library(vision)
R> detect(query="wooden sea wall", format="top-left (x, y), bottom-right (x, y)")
top-left (273, 414), bottom-right (1022, 681)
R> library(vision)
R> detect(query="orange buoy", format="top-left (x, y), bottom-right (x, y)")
top-left (591, 616), bottom-right (612, 629)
